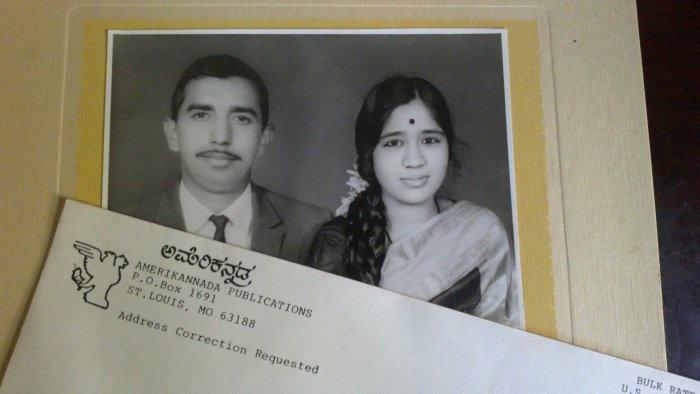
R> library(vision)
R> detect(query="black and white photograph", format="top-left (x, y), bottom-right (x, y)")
top-left (104, 29), bottom-right (522, 328)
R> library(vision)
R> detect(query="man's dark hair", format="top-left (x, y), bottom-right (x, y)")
top-left (170, 55), bottom-right (269, 126)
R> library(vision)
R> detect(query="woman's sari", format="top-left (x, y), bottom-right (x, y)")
top-left (379, 201), bottom-right (520, 327)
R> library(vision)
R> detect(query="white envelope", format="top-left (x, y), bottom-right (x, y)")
top-left (1, 200), bottom-right (697, 393)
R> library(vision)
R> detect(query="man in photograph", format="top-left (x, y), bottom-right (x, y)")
top-left (115, 54), bottom-right (331, 264)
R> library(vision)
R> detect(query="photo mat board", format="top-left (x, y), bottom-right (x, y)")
top-left (103, 29), bottom-right (522, 327)
top-left (0, 1), bottom-right (666, 377)
top-left (62, 16), bottom-right (558, 339)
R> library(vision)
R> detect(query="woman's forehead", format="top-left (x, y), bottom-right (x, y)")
top-left (381, 99), bottom-right (442, 135)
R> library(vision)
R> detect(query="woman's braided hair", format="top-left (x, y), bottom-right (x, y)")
top-left (342, 76), bottom-right (456, 285)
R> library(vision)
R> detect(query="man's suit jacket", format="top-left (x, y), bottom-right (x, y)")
top-left (113, 182), bottom-right (332, 265)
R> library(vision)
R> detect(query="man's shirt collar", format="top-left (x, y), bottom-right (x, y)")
top-left (179, 181), bottom-right (253, 234)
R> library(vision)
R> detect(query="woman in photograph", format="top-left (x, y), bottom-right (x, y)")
top-left (309, 76), bottom-right (520, 327)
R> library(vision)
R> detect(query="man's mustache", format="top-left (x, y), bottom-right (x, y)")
top-left (196, 150), bottom-right (241, 161)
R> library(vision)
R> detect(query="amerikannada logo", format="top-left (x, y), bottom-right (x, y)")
top-left (71, 240), bottom-right (129, 309)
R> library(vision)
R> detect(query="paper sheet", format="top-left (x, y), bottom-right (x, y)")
top-left (1, 201), bottom-right (694, 393)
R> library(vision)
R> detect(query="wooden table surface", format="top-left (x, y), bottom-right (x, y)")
top-left (638, 0), bottom-right (700, 380)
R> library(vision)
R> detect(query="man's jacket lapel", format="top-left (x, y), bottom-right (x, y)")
top-left (154, 182), bottom-right (187, 231)
top-left (250, 184), bottom-right (285, 257)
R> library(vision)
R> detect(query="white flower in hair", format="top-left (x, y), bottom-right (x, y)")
top-left (335, 164), bottom-right (369, 216)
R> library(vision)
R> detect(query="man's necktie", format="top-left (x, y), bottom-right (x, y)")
top-left (209, 215), bottom-right (229, 243)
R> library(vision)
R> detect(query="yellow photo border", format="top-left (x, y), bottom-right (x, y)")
top-left (73, 18), bottom-right (554, 337)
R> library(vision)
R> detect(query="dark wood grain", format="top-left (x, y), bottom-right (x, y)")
top-left (637, 0), bottom-right (700, 379)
